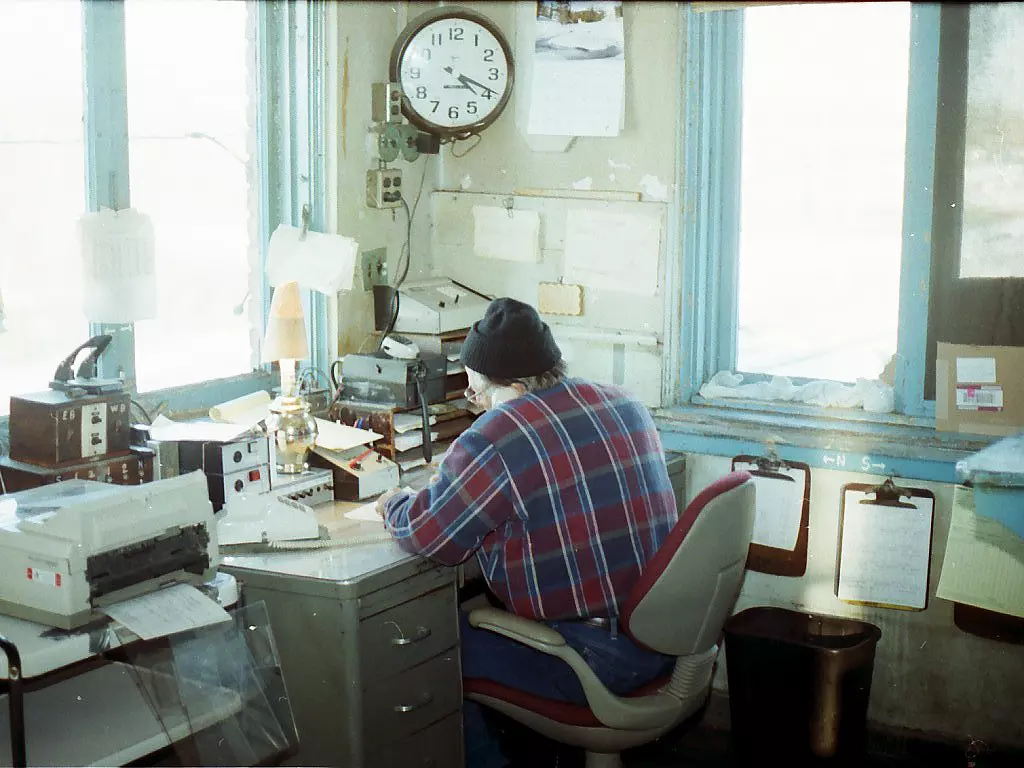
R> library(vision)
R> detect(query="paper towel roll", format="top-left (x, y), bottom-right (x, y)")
top-left (209, 390), bottom-right (272, 425)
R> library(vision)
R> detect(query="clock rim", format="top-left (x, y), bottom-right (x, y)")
top-left (388, 5), bottom-right (515, 140)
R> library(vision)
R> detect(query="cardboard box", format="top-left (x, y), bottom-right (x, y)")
top-left (936, 343), bottom-right (1024, 436)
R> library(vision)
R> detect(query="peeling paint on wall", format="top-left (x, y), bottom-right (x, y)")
top-left (639, 174), bottom-right (669, 201)
top-left (572, 176), bottom-right (594, 190)
top-left (460, 174), bottom-right (473, 190)
top-left (608, 158), bottom-right (631, 170)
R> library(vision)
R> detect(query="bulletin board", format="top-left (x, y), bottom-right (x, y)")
top-left (430, 191), bottom-right (668, 407)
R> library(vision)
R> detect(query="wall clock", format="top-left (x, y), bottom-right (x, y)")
top-left (389, 6), bottom-right (514, 141)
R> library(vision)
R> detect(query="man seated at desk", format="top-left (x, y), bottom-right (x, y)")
top-left (378, 297), bottom-right (679, 768)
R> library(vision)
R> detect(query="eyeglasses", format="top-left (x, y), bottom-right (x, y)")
top-left (464, 384), bottom-right (493, 406)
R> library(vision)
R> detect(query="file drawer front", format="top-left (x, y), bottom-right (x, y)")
top-left (375, 711), bottom-right (463, 768)
top-left (363, 653), bottom-right (461, 744)
top-left (359, 586), bottom-right (457, 682)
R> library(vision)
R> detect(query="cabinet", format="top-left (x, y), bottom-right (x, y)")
top-left (221, 506), bottom-right (463, 768)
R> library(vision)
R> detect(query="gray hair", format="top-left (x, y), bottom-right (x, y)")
top-left (484, 359), bottom-right (568, 394)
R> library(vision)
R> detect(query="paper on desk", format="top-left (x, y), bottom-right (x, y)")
top-left (394, 429), bottom-right (439, 453)
top-left (937, 485), bottom-right (1024, 618)
top-left (344, 486), bottom-right (415, 521)
top-left (102, 584), bottom-right (231, 640)
top-left (148, 414), bottom-right (255, 443)
top-left (266, 223), bottom-right (358, 295)
top-left (394, 411), bottom-right (438, 434)
top-left (314, 418), bottom-right (382, 450)
top-left (209, 390), bottom-right (271, 426)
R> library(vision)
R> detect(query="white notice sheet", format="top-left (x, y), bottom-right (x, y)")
top-left (102, 584), bottom-right (231, 640)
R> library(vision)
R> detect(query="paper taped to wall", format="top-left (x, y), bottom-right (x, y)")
top-left (472, 206), bottom-right (541, 263)
top-left (266, 224), bottom-right (358, 294)
top-left (563, 209), bottom-right (661, 295)
top-left (79, 207), bottom-right (158, 322)
top-left (937, 485), bottom-right (1024, 618)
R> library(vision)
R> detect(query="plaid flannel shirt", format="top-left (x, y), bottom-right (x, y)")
top-left (383, 378), bottom-right (678, 621)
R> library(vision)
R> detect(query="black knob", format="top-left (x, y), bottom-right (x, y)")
top-left (233, 450), bottom-right (242, 463)
top-left (234, 479), bottom-right (244, 492)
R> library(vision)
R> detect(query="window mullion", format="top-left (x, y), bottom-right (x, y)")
top-left (680, 9), bottom-right (743, 400)
top-left (82, 0), bottom-right (135, 389)
top-left (895, 4), bottom-right (942, 417)
top-left (307, 2), bottom-right (330, 377)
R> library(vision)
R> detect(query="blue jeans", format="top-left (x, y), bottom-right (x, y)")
top-left (460, 611), bottom-right (675, 768)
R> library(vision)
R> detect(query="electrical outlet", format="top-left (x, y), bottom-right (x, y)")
top-left (361, 248), bottom-right (388, 290)
top-left (366, 168), bottom-right (403, 208)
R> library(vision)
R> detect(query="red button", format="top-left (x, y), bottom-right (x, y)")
top-left (249, 469), bottom-right (261, 482)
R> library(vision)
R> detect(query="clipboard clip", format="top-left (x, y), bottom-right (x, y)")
top-left (749, 450), bottom-right (795, 482)
top-left (861, 478), bottom-right (917, 508)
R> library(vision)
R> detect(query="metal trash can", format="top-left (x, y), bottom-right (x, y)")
top-left (723, 607), bottom-right (882, 766)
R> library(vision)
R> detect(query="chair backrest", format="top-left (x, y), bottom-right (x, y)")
top-left (620, 471), bottom-right (755, 657)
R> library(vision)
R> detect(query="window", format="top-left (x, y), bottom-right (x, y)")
top-left (0, 0), bottom-right (324, 420)
top-left (0, 1), bottom-right (89, 410)
top-left (680, 3), bottom-right (1023, 419)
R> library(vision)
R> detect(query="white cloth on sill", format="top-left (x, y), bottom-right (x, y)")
top-left (699, 371), bottom-right (895, 413)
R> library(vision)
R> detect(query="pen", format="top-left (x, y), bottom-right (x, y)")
top-left (349, 447), bottom-right (374, 470)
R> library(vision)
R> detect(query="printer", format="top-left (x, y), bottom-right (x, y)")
top-left (0, 471), bottom-right (218, 629)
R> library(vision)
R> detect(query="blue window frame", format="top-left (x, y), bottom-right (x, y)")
top-left (0, 0), bottom-right (326, 444)
top-left (662, 4), bottom-right (999, 483)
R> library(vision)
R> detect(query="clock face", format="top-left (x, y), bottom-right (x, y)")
top-left (390, 10), bottom-right (514, 138)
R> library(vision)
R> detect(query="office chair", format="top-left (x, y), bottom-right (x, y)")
top-left (464, 471), bottom-right (756, 768)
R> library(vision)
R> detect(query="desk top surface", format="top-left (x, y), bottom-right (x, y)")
top-left (220, 500), bottom-right (423, 586)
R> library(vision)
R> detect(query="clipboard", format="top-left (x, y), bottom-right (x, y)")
top-left (835, 479), bottom-right (936, 611)
top-left (731, 453), bottom-right (810, 577)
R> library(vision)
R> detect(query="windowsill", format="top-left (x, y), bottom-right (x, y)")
top-left (654, 399), bottom-right (1001, 483)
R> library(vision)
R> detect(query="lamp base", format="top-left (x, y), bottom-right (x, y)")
top-left (266, 395), bottom-right (318, 475)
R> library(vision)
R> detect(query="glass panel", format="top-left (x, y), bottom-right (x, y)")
top-left (125, 0), bottom-right (258, 392)
top-left (0, 1), bottom-right (87, 416)
top-left (735, 3), bottom-right (911, 383)
top-left (959, 2), bottom-right (1024, 279)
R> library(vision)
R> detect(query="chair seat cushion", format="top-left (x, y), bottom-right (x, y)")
top-left (463, 675), bottom-right (672, 727)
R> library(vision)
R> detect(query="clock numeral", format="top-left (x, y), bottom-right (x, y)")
top-left (466, 101), bottom-right (478, 116)
top-left (415, 86), bottom-right (427, 99)
top-left (430, 100), bottom-right (440, 114)
top-left (483, 49), bottom-right (494, 62)
top-left (422, 48), bottom-right (431, 61)
top-left (409, 67), bottom-right (421, 79)
top-left (488, 67), bottom-right (499, 81)
top-left (431, 32), bottom-right (442, 46)
top-left (448, 105), bottom-right (460, 120)
top-left (474, 33), bottom-right (479, 46)
top-left (449, 27), bottom-right (464, 41)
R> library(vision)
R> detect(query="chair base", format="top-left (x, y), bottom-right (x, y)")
top-left (585, 750), bottom-right (623, 768)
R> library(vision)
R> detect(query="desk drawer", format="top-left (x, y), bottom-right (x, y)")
top-left (374, 711), bottom-right (463, 768)
top-left (359, 586), bottom-right (457, 684)
top-left (363, 652), bottom-right (461, 746)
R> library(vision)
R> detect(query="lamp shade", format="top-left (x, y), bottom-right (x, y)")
top-left (262, 281), bottom-right (309, 363)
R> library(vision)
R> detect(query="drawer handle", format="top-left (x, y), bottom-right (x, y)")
top-left (393, 693), bottom-right (434, 713)
top-left (391, 626), bottom-right (432, 646)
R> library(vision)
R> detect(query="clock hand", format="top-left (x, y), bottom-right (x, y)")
top-left (456, 74), bottom-right (496, 99)
top-left (442, 65), bottom-right (476, 94)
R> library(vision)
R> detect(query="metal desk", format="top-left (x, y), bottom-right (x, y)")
top-left (221, 502), bottom-right (463, 768)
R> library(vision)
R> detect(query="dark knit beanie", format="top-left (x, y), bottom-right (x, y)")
top-left (460, 298), bottom-right (562, 379)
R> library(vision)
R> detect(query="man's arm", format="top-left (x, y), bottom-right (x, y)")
top-left (383, 429), bottom-right (512, 565)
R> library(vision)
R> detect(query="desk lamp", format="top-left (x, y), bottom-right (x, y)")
top-left (262, 281), bottom-right (318, 473)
